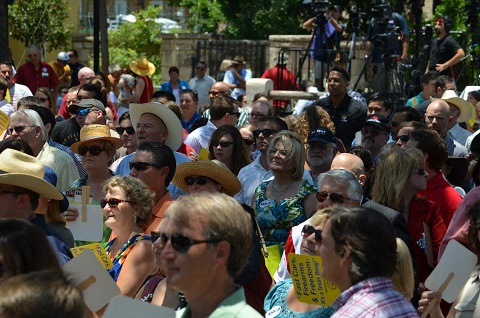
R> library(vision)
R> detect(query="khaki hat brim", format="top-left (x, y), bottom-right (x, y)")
top-left (0, 174), bottom-right (63, 200)
top-left (172, 161), bottom-right (241, 196)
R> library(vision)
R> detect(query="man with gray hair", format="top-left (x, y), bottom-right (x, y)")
top-left (13, 45), bottom-right (59, 100)
top-left (6, 109), bottom-right (79, 190)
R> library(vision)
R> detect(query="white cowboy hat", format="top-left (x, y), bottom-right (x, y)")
top-left (129, 102), bottom-right (183, 151)
top-left (129, 57), bottom-right (156, 76)
top-left (441, 90), bottom-right (473, 123)
top-left (0, 149), bottom-right (63, 200)
top-left (71, 124), bottom-right (124, 154)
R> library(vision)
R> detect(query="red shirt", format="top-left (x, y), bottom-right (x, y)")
top-left (418, 171), bottom-right (461, 228)
top-left (13, 61), bottom-right (60, 94)
top-left (261, 65), bottom-right (297, 108)
top-left (138, 75), bottom-right (154, 103)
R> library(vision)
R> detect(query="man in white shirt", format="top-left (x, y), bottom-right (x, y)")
top-left (188, 61), bottom-right (216, 109)
top-left (223, 56), bottom-right (252, 99)
top-left (0, 62), bottom-right (32, 111)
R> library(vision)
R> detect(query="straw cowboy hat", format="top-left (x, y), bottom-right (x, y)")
top-left (232, 55), bottom-right (246, 65)
top-left (129, 102), bottom-right (183, 151)
top-left (441, 90), bottom-right (473, 123)
top-left (173, 160), bottom-right (241, 196)
top-left (129, 57), bottom-right (156, 76)
top-left (0, 149), bottom-right (64, 200)
top-left (70, 124), bottom-right (124, 154)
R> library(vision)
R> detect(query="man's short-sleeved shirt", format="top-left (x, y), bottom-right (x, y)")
top-left (13, 61), bottom-right (60, 94)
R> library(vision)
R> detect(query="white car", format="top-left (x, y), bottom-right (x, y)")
top-left (108, 14), bottom-right (181, 33)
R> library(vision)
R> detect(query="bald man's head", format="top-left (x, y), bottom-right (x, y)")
top-left (78, 67), bottom-right (95, 86)
top-left (331, 153), bottom-right (366, 186)
top-left (425, 99), bottom-right (451, 138)
top-left (209, 82), bottom-right (231, 100)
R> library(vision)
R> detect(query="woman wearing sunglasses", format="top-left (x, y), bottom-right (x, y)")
top-left (102, 175), bottom-right (157, 297)
top-left (264, 209), bottom-right (335, 317)
top-left (208, 125), bottom-right (251, 176)
top-left (372, 147), bottom-right (446, 285)
top-left (35, 87), bottom-right (64, 122)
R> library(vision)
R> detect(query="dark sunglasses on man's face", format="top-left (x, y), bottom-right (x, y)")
top-left (78, 145), bottom-right (104, 156)
top-left (253, 129), bottom-right (278, 139)
top-left (301, 224), bottom-right (323, 244)
top-left (397, 135), bottom-right (410, 143)
top-left (150, 231), bottom-right (220, 253)
top-left (76, 107), bottom-right (93, 116)
top-left (129, 161), bottom-right (159, 172)
top-left (316, 191), bottom-right (349, 204)
top-left (243, 138), bottom-right (255, 146)
top-left (116, 126), bottom-right (135, 135)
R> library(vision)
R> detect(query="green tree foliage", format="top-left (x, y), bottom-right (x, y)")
top-left (173, 0), bottom-right (225, 33)
top-left (108, 6), bottom-right (163, 84)
top-left (8, 0), bottom-right (71, 53)
top-left (432, 0), bottom-right (468, 32)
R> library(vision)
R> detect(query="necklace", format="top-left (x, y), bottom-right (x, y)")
top-left (271, 179), bottom-right (295, 196)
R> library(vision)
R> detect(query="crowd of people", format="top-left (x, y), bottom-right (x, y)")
top-left (0, 8), bottom-right (480, 316)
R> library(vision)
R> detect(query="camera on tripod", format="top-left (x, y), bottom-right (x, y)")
top-left (302, 0), bottom-right (331, 16)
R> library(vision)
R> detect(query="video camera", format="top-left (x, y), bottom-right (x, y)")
top-left (348, 3), bottom-right (366, 29)
top-left (302, 0), bottom-right (331, 16)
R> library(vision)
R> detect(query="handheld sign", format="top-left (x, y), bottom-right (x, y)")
top-left (63, 249), bottom-right (120, 312)
top-left (71, 242), bottom-right (114, 270)
top-left (425, 239), bottom-right (477, 303)
top-left (65, 187), bottom-right (104, 242)
top-left (288, 253), bottom-right (340, 306)
top-left (0, 111), bottom-right (9, 136)
top-left (198, 147), bottom-right (209, 161)
top-left (104, 295), bottom-right (175, 318)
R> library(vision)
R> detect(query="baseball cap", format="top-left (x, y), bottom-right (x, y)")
top-left (57, 52), bottom-right (70, 62)
top-left (307, 127), bottom-right (336, 144)
top-left (363, 114), bottom-right (391, 134)
top-left (68, 99), bottom-right (106, 115)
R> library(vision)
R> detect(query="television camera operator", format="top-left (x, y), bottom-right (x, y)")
top-left (303, 0), bottom-right (344, 91)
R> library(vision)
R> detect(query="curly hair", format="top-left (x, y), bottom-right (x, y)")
top-left (208, 125), bottom-right (251, 175)
top-left (103, 176), bottom-right (155, 228)
top-left (296, 106), bottom-right (335, 143)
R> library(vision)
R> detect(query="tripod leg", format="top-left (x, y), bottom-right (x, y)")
top-left (347, 32), bottom-right (357, 74)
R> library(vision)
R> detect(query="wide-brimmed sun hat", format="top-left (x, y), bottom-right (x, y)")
top-left (441, 90), bottom-right (473, 123)
top-left (129, 102), bottom-right (183, 151)
top-left (129, 57), bottom-right (156, 76)
top-left (70, 124), bottom-right (124, 154)
top-left (173, 160), bottom-right (241, 196)
top-left (0, 149), bottom-right (64, 200)
top-left (232, 55), bottom-right (246, 65)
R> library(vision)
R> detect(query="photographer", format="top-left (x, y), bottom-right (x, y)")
top-left (303, 3), bottom-right (344, 91)
top-left (425, 16), bottom-right (465, 78)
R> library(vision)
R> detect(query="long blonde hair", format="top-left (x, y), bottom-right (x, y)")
top-left (392, 238), bottom-right (414, 300)
top-left (371, 148), bottom-right (424, 212)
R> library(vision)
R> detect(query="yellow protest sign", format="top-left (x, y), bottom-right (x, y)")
top-left (71, 243), bottom-right (113, 270)
top-left (0, 111), bottom-right (10, 136)
top-left (288, 253), bottom-right (340, 306)
top-left (198, 147), bottom-right (209, 161)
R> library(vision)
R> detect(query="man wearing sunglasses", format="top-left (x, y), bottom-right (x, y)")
top-left (188, 61), bottom-right (216, 108)
top-left (6, 109), bottom-right (79, 191)
top-left (154, 192), bottom-right (262, 317)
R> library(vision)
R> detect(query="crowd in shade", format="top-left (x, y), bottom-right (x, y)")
top-left (2, 18), bottom-right (480, 316)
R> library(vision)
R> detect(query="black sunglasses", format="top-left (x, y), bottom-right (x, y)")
top-left (228, 111), bottom-right (240, 117)
top-left (250, 112), bottom-right (266, 119)
top-left (116, 126), bottom-right (135, 135)
top-left (129, 161), bottom-right (160, 171)
top-left (253, 129), bottom-right (278, 138)
top-left (6, 125), bottom-right (34, 136)
top-left (243, 138), bottom-right (254, 146)
top-left (415, 167), bottom-right (427, 176)
top-left (184, 176), bottom-right (219, 186)
top-left (397, 135), bottom-right (410, 143)
top-left (212, 140), bottom-right (233, 148)
top-left (100, 198), bottom-right (130, 209)
top-left (301, 224), bottom-right (323, 243)
top-left (78, 145), bottom-right (105, 156)
top-left (150, 231), bottom-right (220, 253)
top-left (316, 191), bottom-right (350, 204)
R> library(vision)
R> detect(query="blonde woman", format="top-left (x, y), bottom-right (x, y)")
top-left (392, 238), bottom-right (415, 300)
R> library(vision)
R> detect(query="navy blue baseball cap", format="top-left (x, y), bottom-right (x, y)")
top-left (307, 127), bottom-right (336, 144)
top-left (363, 114), bottom-right (391, 134)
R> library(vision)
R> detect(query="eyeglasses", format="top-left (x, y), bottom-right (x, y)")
top-left (361, 128), bottom-right (382, 137)
top-left (150, 231), bottom-right (220, 253)
top-left (116, 126), bottom-right (136, 135)
top-left (250, 113), bottom-right (266, 119)
top-left (100, 198), bottom-right (131, 209)
top-left (129, 161), bottom-right (160, 171)
top-left (253, 129), bottom-right (278, 138)
top-left (5, 125), bottom-right (35, 135)
top-left (301, 224), bottom-right (323, 244)
top-left (243, 138), bottom-right (254, 146)
top-left (228, 111), bottom-right (240, 117)
top-left (78, 145), bottom-right (105, 156)
top-left (414, 167), bottom-right (427, 176)
top-left (213, 140), bottom-right (233, 148)
top-left (76, 108), bottom-right (93, 116)
top-left (397, 135), bottom-right (410, 143)
top-left (269, 148), bottom-right (288, 158)
top-left (307, 142), bottom-right (328, 150)
top-left (316, 191), bottom-right (351, 204)
top-left (185, 176), bottom-right (218, 186)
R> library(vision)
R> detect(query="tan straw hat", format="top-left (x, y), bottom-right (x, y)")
top-left (129, 57), bottom-right (156, 76)
top-left (70, 124), bottom-right (124, 154)
top-left (0, 149), bottom-right (63, 200)
top-left (173, 160), bottom-right (241, 196)
top-left (441, 90), bottom-right (473, 123)
top-left (129, 102), bottom-right (183, 151)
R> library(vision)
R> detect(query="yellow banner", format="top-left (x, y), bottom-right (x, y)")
top-left (0, 111), bottom-right (10, 136)
top-left (288, 253), bottom-right (340, 306)
top-left (71, 242), bottom-right (113, 270)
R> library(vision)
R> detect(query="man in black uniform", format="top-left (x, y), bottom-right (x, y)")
top-left (426, 16), bottom-right (465, 77)
top-left (312, 66), bottom-right (367, 147)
